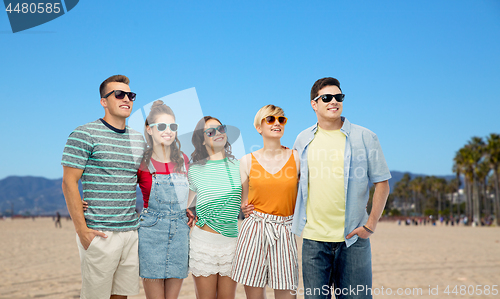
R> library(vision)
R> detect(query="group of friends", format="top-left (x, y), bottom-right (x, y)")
top-left (61, 75), bottom-right (391, 299)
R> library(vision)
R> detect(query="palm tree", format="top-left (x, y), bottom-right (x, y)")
top-left (422, 176), bottom-right (436, 215)
top-left (454, 147), bottom-right (472, 224)
top-left (467, 137), bottom-right (486, 226)
top-left (393, 173), bottom-right (411, 215)
top-left (452, 158), bottom-right (463, 218)
top-left (486, 133), bottom-right (500, 225)
top-left (430, 176), bottom-right (446, 216)
top-left (409, 176), bottom-right (424, 215)
top-left (476, 160), bottom-right (491, 218)
top-left (446, 178), bottom-right (459, 219)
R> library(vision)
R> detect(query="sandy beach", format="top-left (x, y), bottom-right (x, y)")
top-left (0, 218), bottom-right (499, 299)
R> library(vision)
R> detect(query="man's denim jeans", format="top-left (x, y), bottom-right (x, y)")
top-left (302, 238), bottom-right (372, 299)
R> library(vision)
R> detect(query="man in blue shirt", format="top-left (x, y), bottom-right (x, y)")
top-left (292, 77), bottom-right (391, 299)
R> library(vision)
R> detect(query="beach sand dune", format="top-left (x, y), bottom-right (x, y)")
top-left (0, 218), bottom-right (498, 298)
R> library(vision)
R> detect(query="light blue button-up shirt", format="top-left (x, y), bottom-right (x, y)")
top-left (291, 117), bottom-right (391, 247)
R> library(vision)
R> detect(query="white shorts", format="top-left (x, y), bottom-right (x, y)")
top-left (76, 230), bottom-right (140, 299)
top-left (231, 211), bottom-right (298, 290)
top-left (189, 226), bottom-right (237, 277)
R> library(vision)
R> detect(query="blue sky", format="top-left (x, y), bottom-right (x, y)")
top-left (1, 0), bottom-right (499, 180)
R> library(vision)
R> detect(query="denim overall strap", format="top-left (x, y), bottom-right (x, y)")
top-left (147, 159), bottom-right (157, 174)
top-left (138, 156), bottom-right (190, 280)
top-left (146, 157), bottom-right (189, 215)
top-left (147, 155), bottom-right (186, 174)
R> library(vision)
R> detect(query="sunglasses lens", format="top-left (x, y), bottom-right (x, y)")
top-left (265, 116), bottom-right (275, 124)
top-left (218, 125), bottom-right (227, 134)
top-left (170, 124), bottom-right (178, 132)
top-left (278, 117), bottom-right (287, 125)
top-left (335, 94), bottom-right (344, 102)
top-left (113, 90), bottom-right (125, 99)
top-left (128, 92), bottom-right (137, 101)
top-left (156, 123), bottom-right (167, 131)
top-left (205, 128), bottom-right (216, 137)
top-left (321, 95), bottom-right (333, 103)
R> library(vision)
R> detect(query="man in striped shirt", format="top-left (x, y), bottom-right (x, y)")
top-left (61, 75), bottom-right (146, 299)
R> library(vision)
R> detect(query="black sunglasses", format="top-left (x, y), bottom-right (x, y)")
top-left (103, 90), bottom-right (137, 101)
top-left (313, 94), bottom-right (345, 103)
top-left (149, 123), bottom-right (179, 132)
top-left (204, 124), bottom-right (227, 137)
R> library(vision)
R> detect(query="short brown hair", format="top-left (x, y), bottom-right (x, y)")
top-left (99, 75), bottom-right (130, 98)
top-left (310, 77), bottom-right (341, 101)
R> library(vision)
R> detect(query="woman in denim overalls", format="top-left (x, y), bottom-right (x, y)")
top-left (137, 100), bottom-right (192, 299)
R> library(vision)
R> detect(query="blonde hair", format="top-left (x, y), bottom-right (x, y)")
top-left (253, 104), bottom-right (285, 129)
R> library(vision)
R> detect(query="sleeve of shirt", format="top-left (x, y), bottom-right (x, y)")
top-left (61, 128), bottom-right (93, 170)
top-left (293, 132), bottom-right (302, 152)
top-left (366, 133), bottom-right (392, 183)
top-left (137, 163), bottom-right (152, 207)
top-left (182, 153), bottom-right (189, 172)
top-left (188, 166), bottom-right (197, 192)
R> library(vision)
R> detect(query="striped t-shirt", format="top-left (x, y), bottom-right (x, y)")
top-left (188, 158), bottom-right (241, 238)
top-left (61, 119), bottom-right (146, 232)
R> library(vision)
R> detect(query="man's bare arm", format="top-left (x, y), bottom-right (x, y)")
top-left (365, 180), bottom-right (390, 231)
top-left (62, 166), bottom-right (107, 249)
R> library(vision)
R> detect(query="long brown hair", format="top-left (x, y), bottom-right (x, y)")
top-left (190, 116), bottom-right (235, 164)
top-left (143, 100), bottom-right (184, 173)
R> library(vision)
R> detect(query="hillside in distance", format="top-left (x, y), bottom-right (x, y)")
top-left (0, 171), bottom-right (453, 216)
top-left (388, 171), bottom-right (455, 191)
top-left (0, 176), bottom-right (143, 216)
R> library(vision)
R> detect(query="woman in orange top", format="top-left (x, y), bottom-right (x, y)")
top-left (230, 105), bottom-right (300, 299)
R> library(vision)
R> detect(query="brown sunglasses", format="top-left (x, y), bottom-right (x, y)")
top-left (263, 115), bottom-right (288, 125)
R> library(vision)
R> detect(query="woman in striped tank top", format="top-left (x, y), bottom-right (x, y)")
top-left (187, 116), bottom-right (242, 299)
top-left (231, 105), bottom-right (300, 299)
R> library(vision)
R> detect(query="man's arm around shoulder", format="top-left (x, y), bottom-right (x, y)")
top-left (62, 166), bottom-right (107, 250)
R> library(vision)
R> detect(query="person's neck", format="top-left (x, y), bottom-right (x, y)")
top-left (102, 114), bottom-right (126, 130)
top-left (207, 148), bottom-right (226, 161)
top-left (317, 117), bottom-right (343, 131)
top-left (152, 144), bottom-right (171, 163)
top-left (261, 138), bottom-right (284, 158)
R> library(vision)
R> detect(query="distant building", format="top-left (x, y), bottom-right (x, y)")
top-left (446, 189), bottom-right (466, 205)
